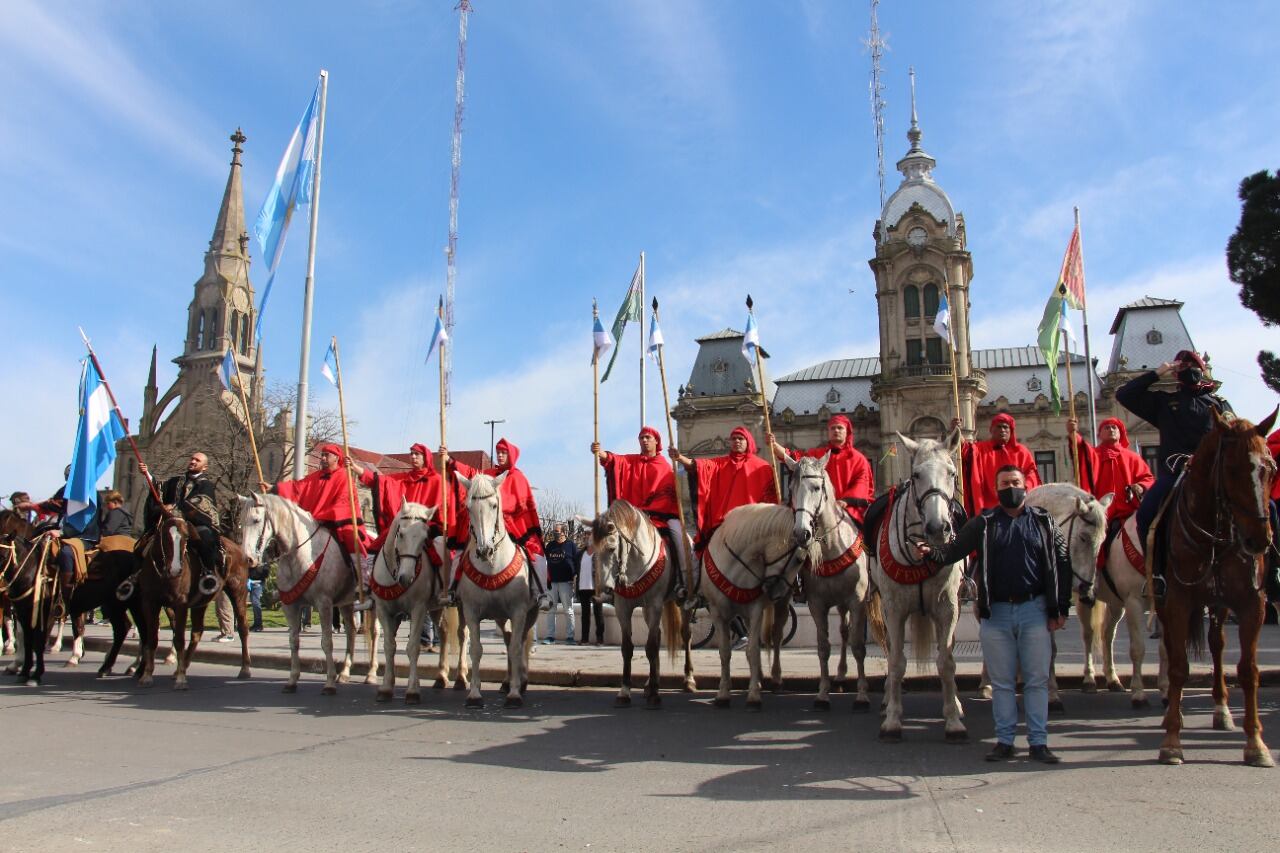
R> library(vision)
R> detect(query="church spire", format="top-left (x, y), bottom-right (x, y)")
top-left (895, 67), bottom-right (936, 184)
top-left (208, 128), bottom-right (249, 262)
top-left (141, 344), bottom-right (158, 439)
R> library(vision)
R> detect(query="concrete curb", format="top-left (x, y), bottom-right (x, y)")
top-left (82, 636), bottom-right (1280, 692)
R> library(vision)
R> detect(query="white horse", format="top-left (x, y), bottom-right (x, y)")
top-left (794, 459), bottom-right (877, 712)
top-left (236, 493), bottom-right (379, 694)
top-left (701, 453), bottom-right (825, 709)
top-left (368, 502), bottom-right (449, 704)
top-left (454, 471), bottom-right (537, 709)
top-left (868, 431), bottom-right (967, 743)
top-left (587, 500), bottom-right (693, 707)
top-left (1081, 514), bottom-right (1168, 707)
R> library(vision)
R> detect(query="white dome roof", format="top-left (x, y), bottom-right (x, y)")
top-left (882, 180), bottom-right (955, 234)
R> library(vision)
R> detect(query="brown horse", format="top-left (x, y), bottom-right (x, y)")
top-left (135, 516), bottom-right (252, 689)
top-left (1156, 408), bottom-right (1278, 767)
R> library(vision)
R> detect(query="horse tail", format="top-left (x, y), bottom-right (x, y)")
top-left (866, 586), bottom-right (888, 651)
top-left (761, 602), bottom-right (775, 646)
top-left (663, 600), bottom-right (681, 663)
top-left (1186, 605), bottom-right (1206, 659)
top-left (908, 612), bottom-right (934, 671)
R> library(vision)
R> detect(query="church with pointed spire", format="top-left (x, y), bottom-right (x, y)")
top-left (113, 130), bottom-right (293, 523)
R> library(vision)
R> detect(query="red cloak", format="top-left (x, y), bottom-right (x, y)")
top-left (602, 427), bottom-right (679, 527)
top-left (689, 427), bottom-right (777, 547)
top-left (452, 438), bottom-right (543, 558)
top-left (274, 443), bottom-right (373, 553)
top-left (1268, 429), bottom-right (1280, 500)
top-left (785, 415), bottom-right (874, 524)
top-left (1072, 418), bottom-right (1154, 522)
top-left (370, 443), bottom-right (464, 551)
top-left (960, 413), bottom-right (1042, 516)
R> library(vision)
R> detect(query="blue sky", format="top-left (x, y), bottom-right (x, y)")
top-left (3, 0), bottom-right (1279, 510)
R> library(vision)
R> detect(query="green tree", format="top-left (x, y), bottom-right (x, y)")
top-left (1226, 170), bottom-right (1280, 393)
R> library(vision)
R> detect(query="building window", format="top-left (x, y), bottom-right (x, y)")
top-left (904, 285), bottom-right (921, 319)
top-left (1141, 444), bottom-right (1160, 474)
top-left (906, 339), bottom-right (924, 366)
top-left (922, 283), bottom-right (940, 317)
top-left (925, 337), bottom-right (943, 365)
top-left (1035, 450), bottom-right (1057, 484)
top-left (825, 387), bottom-right (841, 404)
top-left (1146, 329), bottom-right (1163, 345)
top-left (206, 309), bottom-right (220, 349)
top-left (240, 314), bottom-right (251, 354)
top-left (194, 312), bottom-right (205, 350)
top-left (1027, 376), bottom-right (1043, 392)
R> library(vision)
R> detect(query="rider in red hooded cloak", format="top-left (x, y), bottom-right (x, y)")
top-left (1068, 417), bottom-right (1153, 523)
top-left (368, 443), bottom-right (464, 553)
top-left (769, 414), bottom-right (874, 525)
top-left (273, 443), bottom-right (373, 557)
top-left (670, 426), bottom-right (777, 552)
top-left (953, 413), bottom-right (1041, 517)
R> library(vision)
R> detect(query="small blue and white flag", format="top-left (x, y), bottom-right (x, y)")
top-left (647, 313), bottom-right (664, 361)
top-left (1058, 299), bottom-right (1078, 351)
top-left (741, 311), bottom-right (761, 364)
top-left (425, 298), bottom-right (449, 364)
top-left (592, 312), bottom-right (614, 365)
top-left (320, 340), bottom-right (338, 386)
top-left (933, 295), bottom-right (953, 348)
top-left (253, 82), bottom-right (321, 336)
top-left (65, 358), bottom-right (127, 531)
top-left (219, 348), bottom-right (237, 390)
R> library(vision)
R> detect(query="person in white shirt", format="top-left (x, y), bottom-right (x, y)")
top-left (574, 534), bottom-right (604, 646)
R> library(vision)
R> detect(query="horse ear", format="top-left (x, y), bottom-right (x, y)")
top-left (493, 470), bottom-right (510, 486)
top-left (574, 514), bottom-right (592, 526)
top-left (780, 452), bottom-right (799, 473)
top-left (1255, 406), bottom-right (1279, 438)
top-left (455, 472), bottom-right (472, 490)
top-left (819, 450), bottom-right (832, 470)
top-left (945, 426), bottom-right (963, 453)
top-left (423, 506), bottom-right (438, 520)
top-left (896, 431), bottom-right (919, 455)
top-left (1076, 496), bottom-right (1089, 515)
top-left (1098, 492), bottom-right (1115, 509)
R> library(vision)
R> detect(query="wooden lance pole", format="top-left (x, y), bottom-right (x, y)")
top-left (746, 296), bottom-right (783, 500)
top-left (436, 298), bottom-right (452, 589)
top-left (328, 336), bottom-right (371, 623)
top-left (592, 299), bottom-right (602, 517)
top-left (940, 271), bottom-right (965, 504)
top-left (1060, 319), bottom-right (1082, 488)
top-left (228, 352), bottom-right (267, 493)
top-left (651, 297), bottom-right (698, 596)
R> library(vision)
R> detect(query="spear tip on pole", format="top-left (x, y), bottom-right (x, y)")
top-left (746, 294), bottom-right (753, 310)
top-left (651, 296), bottom-right (658, 312)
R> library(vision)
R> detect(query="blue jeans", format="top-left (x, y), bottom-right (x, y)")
top-left (544, 581), bottom-right (576, 640)
top-left (980, 597), bottom-right (1053, 747)
top-left (247, 580), bottom-right (263, 629)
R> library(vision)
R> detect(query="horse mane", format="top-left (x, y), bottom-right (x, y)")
top-left (466, 474), bottom-right (499, 501)
top-left (593, 500), bottom-right (643, 543)
top-left (717, 502), bottom-right (798, 545)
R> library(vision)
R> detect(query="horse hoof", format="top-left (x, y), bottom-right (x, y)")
top-left (1048, 699), bottom-right (1066, 714)
top-left (433, 677), bottom-right (446, 690)
top-left (499, 682), bottom-right (510, 694)
top-left (745, 700), bottom-right (762, 712)
top-left (813, 699), bottom-right (831, 712)
top-left (1132, 697), bottom-right (1151, 710)
top-left (503, 696), bottom-right (523, 709)
top-left (453, 679), bottom-right (467, 691)
top-left (405, 692), bottom-right (421, 705)
top-left (464, 696), bottom-right (484, 708)
top-left (1158, 748), bottom-right (1184, 765)
top-left (282, 683), bottom-right (298, 694)
top-left (173, 681), bottom-right (189, 692)
top-left (879, 727), bottom-right (903, 743)
top-left (337, 674), bottom-right (351, 685)
top-left (139, 677), bottom-right (154, 688)
top-left (1107, 681), bottom-right (1125, 693)
top-left (769, 681), bottom-right (781, 694)
top-left (1080, 680), bottom-right (1098, 694)
top-left (1245, 748), bottom-right (1276, 768)
top-left (852, 699), bottom-right (871, 714)
top-left (683, 680), bottom-right (697, 694)
top-left (321, 685), bottom-right (337, 696)
top-left (24, 679), bottom-right (38, 688)
top-left (64, 659), bottom-right (79, 668)
top-left (645, 695), bottom-right (662, 709)
top-left (945, 729), bottom-right (970, 744)
top-left (363, 674), bottom-right (379, 686)
top-left (712, 697), bottom-right (730, 709)
top-left (615, 696), bottom-right (632, 708)
top-left (375, 690), bottom-right (392, 704)
top-left (96, 670), bottom-right (110, 679)
top-left (1213, 713), bottom-right (1236, 732)
top-left (978, 686), bottom-right (992, 700)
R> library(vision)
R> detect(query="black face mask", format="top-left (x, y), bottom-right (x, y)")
top-left (1178, 367), bottom-right (1204, 387)
top-left (997, 487), bottom-right (1025, 510)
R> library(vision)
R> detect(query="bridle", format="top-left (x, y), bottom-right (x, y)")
top-left (467, 486), bottom-right (506, 564)
top-left (790, 471), bottom-right (828, 546)
top-left (244, 494), bottom-right (322, 567)
top-left (1058, 506), bottom-right (1098, 604)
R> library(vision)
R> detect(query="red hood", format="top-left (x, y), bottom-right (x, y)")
top-left (989, 413), bottom-right (1020, 448)
top-left (638, 426), bottom-right (663, 453)
top-left (409, 442), bottom-right (434, 470)
top-left (1097, 418), bottom-right (1130, 449)
top-left (317, 443), bottom-right (344, 468)
top-left (495, 438), bottom-right (519, 470)
top-left (828, 414), bottom-right (854, 449)
top-left (729, 426), bottom-right (757, 461)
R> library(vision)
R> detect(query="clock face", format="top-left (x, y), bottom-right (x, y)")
top-left (907, 227), bottom-right (928, 248)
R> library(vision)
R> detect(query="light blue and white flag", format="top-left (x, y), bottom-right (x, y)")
top-left (253, 83), bottom-right (321, 336)
top-left (219, 348), bottom-right (237, 390)
top-left (741, 311), bottom-right (761, 364)
top-left (425, 298), bottom-right (449, 364)
top-left (933, 295), bottom-right (953, 348)
top-left (591, 312), bottom-right (614, 365)
top-left (1058, 298), bottom-right (1078, 351)
top-left (646, 313), bottom-right (664, 361)
top-left (65, 358), bottom-right (127, 531)
top-left (320, 340), bottom-right (338, 386)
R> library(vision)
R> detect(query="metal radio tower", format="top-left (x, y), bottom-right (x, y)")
top-left (863, 0), bottom-right (889, 209)
top-left (444, 0), bottom-right (472, 404)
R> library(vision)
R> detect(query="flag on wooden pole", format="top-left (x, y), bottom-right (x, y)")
top-left (600, 260), bottom-right (643, 381)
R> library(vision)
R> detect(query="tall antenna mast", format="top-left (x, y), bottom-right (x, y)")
top-left (444, 0), bottom-right (472, 404)
top-left (864, 0), bottom-right (888, 209)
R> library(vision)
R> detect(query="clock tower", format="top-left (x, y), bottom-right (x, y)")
top-left (869, 71), bottom-right (985, 477)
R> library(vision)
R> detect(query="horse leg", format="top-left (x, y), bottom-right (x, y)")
top-left (405, 605), bottom-right (426, 704)
top-left (1047, 632), bottom-right (1065, 713)
top-left (1237, 597), bottom-right (1274, 767)
top-left (713, 609), bottom-right (732, 708)
top-left (1103, 599), bottom-right (1125, 692)
top-left (338, 605), bottom-right (355, 684)
top-left (644, 604), bottom-right (662, 709)
top-left (227, 575), bottom-right (252, 680)
top-left (768, 601), bottom-right (784, 692)
top-left (1078, 599), bottom-right (1098, 693)
top-left (453, 608), bottom-right (470, 690)
top-left (835, 608), bottom-right (850, 691)
top-left (282, 603), bottom-right (302, 693)
top-left (1123, 596), bottom-right (1149, 707)
top-left (164, 608), bottom-right (178, 666)
top-left (138, 604), bottom-right (159, 687)
top-left (100, 607), bottom-right (129, 677)
top-left (879, 607), bottom-right (908, 741)
top-left (464, 609), bottom-right (484, 707)
top-left (849, 601), bottom-right (871, 711)
top-left (934, 593), bottom-right (967, 742)
top-left (65, 612), bottom-right (85, 667)
top-left (682, 611), bottom-right (696, 693)
top-left (503, 610), bottom-right (527, 708)
top-left (745, 605), bottom-right (765, 709)
top-left (376, 608), bottom-right (396, 702)
top-left (429, 609), bottom-right (449, 689)
top-left (811, 600), bottom-right (834, 711)
top-left (616, 604), bottom-right (633, 707)
top-left (363, 607), bottom-right (380, 685)
top-left (1158, 599), bottom-right (1190, 764)
top-left (2, 604), bottom-right (13, 656)
top-left (1209, 608), bottom-right (1234, 731)
top-left (319, 601), bottom-right (338, 694)
top-left (3, 610), bottom-right (20, 675)
top-left (172, 606), bottom-right (193, 691)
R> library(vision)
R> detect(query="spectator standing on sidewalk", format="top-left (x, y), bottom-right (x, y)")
top-left (575, 534), bottom-right (604, 646)
top-left (247, 576), bottom-right (264, 632)
top-left (543, 524), bottom-right (578, 644)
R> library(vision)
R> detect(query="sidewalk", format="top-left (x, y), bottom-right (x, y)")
top-left (78, 616), bottom-right (1280, 692)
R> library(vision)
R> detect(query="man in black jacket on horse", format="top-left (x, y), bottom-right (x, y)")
top-left (140, 452), bottom-right (224, 593)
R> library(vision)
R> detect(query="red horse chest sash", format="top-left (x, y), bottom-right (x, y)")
top-left (368, 541), bottom-right (444, 601)
top-left (615, 541), bottom-right (667, 599)
top-left (1119, 524), bottom-right (1147, 575)
top-left (461, 547), bottom-right (525, 591)
top-left (810, 533), bottom-right (865, 578)
top-left (703, 548), bottom-right (762, 604)
top-left (278, 537), bottom-right (332, 606)
top-left (877, 490), bottom-right (938, 586)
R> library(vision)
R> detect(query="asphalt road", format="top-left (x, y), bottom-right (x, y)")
top-left (0, 660), bottom-right (1276, 853)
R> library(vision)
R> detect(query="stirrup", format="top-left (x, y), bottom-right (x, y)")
top-left (197, 573), bottom-right (220, 596)
top-left (115, 579), bottom-right (135, 602)
top-left (536, 593), bottom-right (552, 612)
top-left (353, 596), bottom-right (374, 612)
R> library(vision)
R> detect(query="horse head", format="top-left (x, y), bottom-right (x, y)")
top-left (391, 502), bottom-right (437, 586)
top-left (588, 501), bottom-right (652, 591)
top-left (456, 470), bottom-right (509, 563)
top-left (897, 429), bottom-right (960, 549)
top-left (1026, 484), bottom-right (1111, 605)
top-left (1207, 407), bottom-right (1278, 556)
top-left (781, 452), bottom-right (832, 549)
top-left (236, 493), bottom-right (273, 567)
top-left (155, 515), bottom-right (194, 579)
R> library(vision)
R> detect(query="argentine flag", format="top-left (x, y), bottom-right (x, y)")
top-left (591, 312), bottom-right (613, 365)
top-left (425, 298), bottom-right (449, 364)
top-left (219, 348), bottom-right (237, 390)
top-left (253, 83), bottom-right (321, 336)
top-left (646, 313), bottom-right (664, 361)
top-left (741, 312), bottom-right (761, 364)
top-left (65, 359), bottom-right (127, 532)
top-left (933, 295), bottom-right (953, 348)
top-left (321, 340), bottom-right (339, 386)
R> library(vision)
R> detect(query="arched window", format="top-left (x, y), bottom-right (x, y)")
top-left (194, 312), bottom-right (205, 350)
top-left (923, 283), bottom-right (940, 317)
top-left (229, 311), bottom-right (239, 349)
top-left (240, 314), bottom-right (251, 354)
top-left (903, 285), bottom-right (921, 319)
top-left (207, 309), bottom-right (220, 349)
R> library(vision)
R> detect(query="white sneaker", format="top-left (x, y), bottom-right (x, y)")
top-left (214, 634), bottom-right (235, 643)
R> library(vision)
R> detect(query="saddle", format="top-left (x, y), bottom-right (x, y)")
top-left (62, 537), bottom-right (89, 584)
top-left (1145, 470), bottom-right (1188, 583)
top-left (83, 535), bottom-right (136, 582)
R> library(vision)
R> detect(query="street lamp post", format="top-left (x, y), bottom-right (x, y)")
top-left (483, 418), bottom-right (505, 463)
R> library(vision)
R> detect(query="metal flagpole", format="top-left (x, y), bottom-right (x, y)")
top-left (292, 69), bottom-right (328, 479)
top-left (437, 300), bottom-right (452, 589)
top-left (229, 352), bottom-right (267, 492)
top-left (1061, 327), bottom-right (1081, 488)
top-left (639, 251), bottom-right (646, 429)
top-left (1075, 206), bottom-right (1099, 438)
top-left (940, 271), bottom-right (965, 504)
top-left (651, 297), bottom-right (697, 597)
top-left (592, 299), bottom-right (602, 516)
top-left (328, 335), bottom-right (370, 620)
top-left (746, 296), bottom-right (783, 500)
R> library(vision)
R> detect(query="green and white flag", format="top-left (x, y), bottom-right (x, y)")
top-left (600, 260), bottom-right (643, 381)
